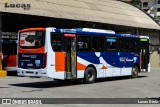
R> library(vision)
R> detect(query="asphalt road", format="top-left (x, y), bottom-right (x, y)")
top-left (0, 69), bottom-right (160, 107)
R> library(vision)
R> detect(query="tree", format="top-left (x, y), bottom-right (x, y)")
top-left (119, 0), bottom-right (141, 8)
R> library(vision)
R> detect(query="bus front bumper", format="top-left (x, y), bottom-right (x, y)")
top-left (17, 68), bottom-right (47, 77)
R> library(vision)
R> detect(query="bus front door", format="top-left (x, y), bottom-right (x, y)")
top-left (140, 39), bottom-right (149, 72)
top-left (64, 37), bottom-right (77, 79)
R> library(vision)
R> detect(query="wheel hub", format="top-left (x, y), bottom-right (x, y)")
top-left (88, 71), bottom-right (94, 80)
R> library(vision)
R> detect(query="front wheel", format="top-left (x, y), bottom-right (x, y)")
top-left (131, 65), bottom-right (139, 78)
top-left (84, 67), bottom-right (96, 84)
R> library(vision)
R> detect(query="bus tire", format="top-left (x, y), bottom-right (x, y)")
top-left (84, 67), bottom-right (96, 84)
top-left (131, 65), bottom-right (139, 78)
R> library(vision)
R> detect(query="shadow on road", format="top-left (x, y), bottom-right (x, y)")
top-left (9, 76), bottom-right (147, 88)
top-left (96, 76), bottom-right (147, 83)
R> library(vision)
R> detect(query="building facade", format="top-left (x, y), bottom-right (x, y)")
top-left (141, 0), bottom-right (160, 18)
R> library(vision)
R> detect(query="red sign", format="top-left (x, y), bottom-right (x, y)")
top-left (20, 40), bottom-right (25, 44)
top-left (64, 34), bottom-right (76, 38)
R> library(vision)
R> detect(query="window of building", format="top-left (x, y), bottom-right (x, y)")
top-left (157, 8), bottom-right (160, 12)
top-left (143, 2), bottom-right (148, 7)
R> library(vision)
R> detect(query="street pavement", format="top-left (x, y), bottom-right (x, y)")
top-left (0, 69), bottom-right (160, 107)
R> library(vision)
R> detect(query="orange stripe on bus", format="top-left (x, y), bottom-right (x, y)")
top-left (18, 46), bottom-right (45, 54)
top-left (77, 62), bottom-right (86, 70)
top-left (55, 52), bottom-right (66, 72)
top-left (101, 65), bottom-right (107, 69)
top-left (19, 28), bottom-right (45, 32)
top-left (140, 53), bottom-right (142, 69)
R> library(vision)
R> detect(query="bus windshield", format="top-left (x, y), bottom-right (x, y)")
top-left (19, 31), bottom-right (45, 48)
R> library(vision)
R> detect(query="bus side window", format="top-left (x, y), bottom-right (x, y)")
top-left (92, 37), bottom-right (105, 52)
top-left (78, 36), bottom-right (84, 51)
top-left (130, 38), bottom-right (141, 52)
top-left (78, 36), bottom-right (91, 52)
top-left (135, 39), bottom-right (141, 52)
top-left (118, 38), bottom-right (130, 52)
top-left (51, 33), bottom-right (62, 52)
top-left (106, 37), bottom-right (117, 52)
top-left (35, 31), bottom-right (44, 47)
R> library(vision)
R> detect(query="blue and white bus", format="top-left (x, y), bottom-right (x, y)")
top-left (17, 27), bottom-right (150, 83)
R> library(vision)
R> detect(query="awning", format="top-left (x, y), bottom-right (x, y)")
top-left (0, 0), bottom-right (160, 30)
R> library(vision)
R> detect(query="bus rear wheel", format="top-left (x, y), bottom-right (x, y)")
top-left (84, 67), bottom-right (96, 84)
top-left (131, 65), bottom-right (139, 78)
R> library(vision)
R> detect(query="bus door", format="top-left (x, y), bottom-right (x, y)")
top-left (140, 38), bottom-right (149, 72)
top-left (64, 34), bottom-right (77, 79)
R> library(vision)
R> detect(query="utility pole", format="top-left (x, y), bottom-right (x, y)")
top-left (155, 0), bottom-right (158, 20)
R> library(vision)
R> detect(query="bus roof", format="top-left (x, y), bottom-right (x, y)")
top-left (53, 28), bottom-right (149, 39)
top-left (19, 27), bottom-right (149, 39)
top-left (75, 28), bottom-right (115, 34)
top-left (19, 28), bottom-right (45, 32)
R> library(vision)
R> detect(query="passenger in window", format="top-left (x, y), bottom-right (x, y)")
top-left (91, 48), bottom-right (95, 52)
top-left (84, 42), bottom-right (88, 51)
top-left (35, 39), bottom-right (41, 46)
top-left (78, 42), bottom-right (84, 51)
top-left (99, 48), bottom-right (102, 51)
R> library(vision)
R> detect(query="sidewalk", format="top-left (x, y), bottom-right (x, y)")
top-left (151, 68), bottom-right (160, 71)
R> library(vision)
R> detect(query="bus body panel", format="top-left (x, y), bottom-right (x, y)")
top-left (45, 28), bottom-right (66, 79)
top-left (77, 70), bottom-right (85, 78)
top-left (45, 28), bottom-right (55, 78)
top-left (77, 52), bottom-right (140, 78)
top-left (3, 55), bottom-right (17, 71)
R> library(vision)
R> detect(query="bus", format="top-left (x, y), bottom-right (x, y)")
top-left (17, 27), bottom-right (150, 83)
top-left (2, 40), bottom-right (17, 71)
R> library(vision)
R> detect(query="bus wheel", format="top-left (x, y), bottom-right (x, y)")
top-left (131, 66), bottom-right (139, 78)
top-left (84, 67), bottom-right (96, 84)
